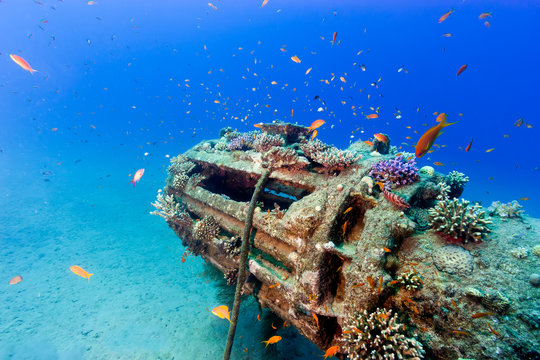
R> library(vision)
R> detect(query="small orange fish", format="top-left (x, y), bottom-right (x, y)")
top-left (377, 275), bottom-right (383, 293)
top-left (305, 67), bottom-right (312, 75)
top-left (313, 313), bottom-right (320, 328)
top-left (375, 182), bottom-right (385, 191)
top-left (283, 321), bottom-right (287, 328)
top-left (451, 299), bottom-right (458, 310)
top-left (442, 33), bottom-right (452, 37)
top-left (254, 123), bottom-right (263, 128)
top-left (257, 314), bottom-right (261, 321)
top-left (261, 0), bottom-right (269, 7)
top-left (378, 313), bottom-right (389, 320)
top-left (271, 323), bottom-right (277, 329)
top-left (332, 32), bottom-right (337, 45)
top-left (262, 335), bottom-right (282, 347)
top-left (365, 113), bottom-right (379, 119)
top-left (415, 115), bottom-right (456, 158)
top-left (323, 345), bottom-right (339, 359)
top-left (308, 119), bottom-right (325, 132)
top-left (9, 54), bottom-right (38, 74)
top-left (433, 162), bottom-right (444, 166)
top-left (130, 168), bottom-right (145, 186)
top-left (311, 130), bottom-right (318, 139)
top-left (343, 207), bottom-right (353, 215)
top-left (457, 64), bottom-right (468, 76)
top-left (465, 138), bottom-right (473, 152)
top-left (479, 12), bottom-right (492, 20)
top-left (269, 282), bottom-right (280, 289)
top-left (486, 148), bottom-right (495, 153)
top-left (363, 140), bottom-right (373, 146)
top-left (212, 305), bottom-right (232, 323)
top-left (366, 275), bottom-right (376, 288)
top-left (291, 55), bottom-right (301, 64)
top-left (487, 322), bottom-right (500, 337)
top-left (383, 247), bottom-right (391, 253)
top-left (484, 20), bottom-right (491, 27)
top-left (519, 197), bottom-right (530, 201)
top-left (342, 221), bottom-right (348, 236)
top-left (373, 133), bottom-right (388, 144)
top-left (452, 330), bottom-right (471, 337)
top-left (471, 312), bottom-right (495, 319)
top-left (438, 9), bottom-right (454, 23)
top-left (8, 275), bottom-right (23, 285)
top-left (352, 283), bottom-right (364, 288)
top-left (70, 265), bottom-right (94, 280)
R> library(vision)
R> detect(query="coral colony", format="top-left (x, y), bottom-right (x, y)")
top-left (151, 122), bottom-right (539, 360)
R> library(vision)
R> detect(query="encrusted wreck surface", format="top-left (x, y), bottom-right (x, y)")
top-left (152, 123), bottom-right (539, 360)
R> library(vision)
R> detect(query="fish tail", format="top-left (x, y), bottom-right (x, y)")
top-left (262, 341), bottom-right (269, 348)
top-left (30, 69), bottom-right (38, 74)
top-left (87, 273), bottom-right (94, 281)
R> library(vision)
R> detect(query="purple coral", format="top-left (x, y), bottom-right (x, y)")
top-left (369, 155), bottom-right (419, 189)
top-left (300, 139), bottom-right (361, 171)
top-left (227, 132), bottom-right (257, 151)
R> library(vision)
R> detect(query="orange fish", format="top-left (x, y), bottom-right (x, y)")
top-left (352, 282), bottom-right (364, 288)
top-left (519, 197), bottom-right (530, 201)
top-left (479, 12), bottom-right (492, 20)
top-left (254, 123), bottom-right (263, 128)
top-left (342, 221), bottom-right (348, 236)
top-left (471, 312), bottom-right (495, 319)
top-left (261, 0), bottom-right (269, 7)
top-left (130, 168), bottom-right (145, 185)
top-left (433, 162), bottom-right (444, 166)
top-left (364, 140), bottom-right (373, 146)
top-left (311, 130), bottom-right (318, 139)
top-left (487, 322), bottom-right (500, 337)
top-left (465, 138), bottom-right (473, 152)
top-left (212, 305), bottom-right (232, 323)
top-left (365, 113), bottom-right (379, 119)
top-left (323, 345), bottom-right (339, 359)
top-left (484, 21), bottom-right (491, 28)
top-left (70, 265), bottom-right (93, 280)
top-left (8, 275), bottom-right (23, 285)
top-left (9, 54), bottom-right (38, 74)
top-left (262, 335), bottom-right (282, 347)
top-left (308, 119), bottom-right (325, 132)
top-left (312, 313), bottom-right (320, 328)
top-left (366, 275), bottom-right (376, 288)
top-left (452, 330), bottom-right (470, 337)
top-left (343, 207), bottom-right (353, 215)
top-left (332, 32), bottom-right (337, 45)
top-left (438, 9), bottom-right (454, 23)
top-left (269, 282), bottom-right (280, 289)
top-left (442, 33), bottom-right (452, 37)
top-left (486, 148), bottom-right (495, 153)
top-left (457, 64), bottom-right (468, 76)
top-left (382, 247), bottom-right (391, 253)
top-left (415, 115), bottom-right (456, 158)
top-left (291, 55), bottom-right (301, 63)
top-left (373, 133), bottom-right (388, 144)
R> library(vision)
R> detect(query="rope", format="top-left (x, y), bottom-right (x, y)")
top-left (222, 169), bottom-right (271, 360)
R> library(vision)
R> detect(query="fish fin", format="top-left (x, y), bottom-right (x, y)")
top-left (30, 69), bottom-right (38, 74)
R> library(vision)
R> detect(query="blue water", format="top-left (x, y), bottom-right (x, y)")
top-left (1, 0), bottom-right (539, 359)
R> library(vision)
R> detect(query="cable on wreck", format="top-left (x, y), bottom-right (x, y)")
top-left (222, 169), bottom-right (271, 360)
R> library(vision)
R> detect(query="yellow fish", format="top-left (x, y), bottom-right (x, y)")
top-left (212, 305), bottom-right (232, 323)
top-left (262, 335), bottom-right (281, 347)
top-left (70, 265), bottom-right (94, 280)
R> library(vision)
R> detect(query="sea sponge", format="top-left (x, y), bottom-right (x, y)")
top-left (341, 308), bottom-right (424, 360)
top-left (432, 245), bottom-right (473, 277)
top-left (428, 198), bottom-right (492, 243)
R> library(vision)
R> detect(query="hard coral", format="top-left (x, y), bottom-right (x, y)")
top-left (150, 192), bottom-right (189, 223)
top-left (369, 156), bottom-right (419, 189)
top-left (396, 270), bottom-right (423, 291)
top-left (488, 200), bottom-right (524, 219)
top-left (300, 139), bottom-right (361, 171)
top-left (261, 147), bottom-right (309, 170)
top-left (445, 170), bottom-right (469, 199)
top-left (193, 215), bottom-right (220, 242)
top-left (227, 132), bottom-right (257, 151)
top-left (428, 198), bottom-right (492, 243)
top-left (432, 245), bottom-right (473, 277)
top-left (253, 133), bottom-right (285, 153)
top-left (168, 154), bottom-right (196, 176)
top-left (341, 308), bottom-right (424, 360)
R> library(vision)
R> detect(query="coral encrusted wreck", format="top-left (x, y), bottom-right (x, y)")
top-left (152, 122), bottom-right (540, 360)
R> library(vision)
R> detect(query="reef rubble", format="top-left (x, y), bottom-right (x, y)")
top-left (152, 122), bottom-right (539, 360)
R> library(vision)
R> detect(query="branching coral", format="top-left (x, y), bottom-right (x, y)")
top-left (150, 192), bottom-right (188, 222)
top-left (193, 215), bottom-right (220, 242)
top-left (300, 139), bottom-right (361, 171)
top-left (369, 156), bottom-right (419, 189)
top-left (341, 308), bottom-right (424, 360)
top-left (445, 170), bottom-right (469, 198)
top-left (396, 270), bottom-right (423, 291)
top-left (168, 154), bottom-right (196, 176)
top-left (173, 173), bottom-right (189, 190)
top-left (261, 147), bottom-right (309, 169)
top-left (428, 198), bottom-right (492, 243)
top-left (253, 133), bottom-right (285, 153)
top-left (227, 132), bottom-right (257, 151)
top-left (215, 235), bottom-right (241, 257)
top-left (488, 200), bottom-right (524, 219)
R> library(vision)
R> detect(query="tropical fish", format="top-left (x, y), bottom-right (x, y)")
top-left (262, 335), bottom-right (282, 347)
top-left (519, 197), bottom-right (530, 201)
top-left (486, 148), bottom-right (495, 153)
top-left (332, 32), bottom-right (337, 45)
top-left (70, 265), bottom-right (93, 280)
top-left (8, 275), bottom-right (23, 285)
top-left (383, 247), bottom-right (391, 253)
top-left (269, 282), bottom-right (280, 289)
top-left (311, 130), bottom-right (318, 139)
top-left (212, 305), bottom-right (232, 323)
top-left (261, 0), bottom-right (269, 7)
top-left (365, 113), bottom-right (378, 119)
top-left (438, 9), bottom-right (454, 23)
top-left (383, 189), bottom-right (410, 209)
top-left (254, 123), bottom-right (263, 128)
top-left (484, 21), bottom-right (491, 28)
top-left (442, 33), bottom-right (452, 37)
top-left (9, 54), bottom-right (37, 74)
top-left (290, 55), bottom-right (301, 63)
top-left (130, 168), bottom-right (145, 185)
top-left (479, 12), bottom-right (492, 20)
top-left (457, 64), bottom-right (468, 76)
top-left (465, 138), bottom-right (473, 152)
top-left (514, 118), bottom-right (524, 127)
top-left (312, 313), bottom-right (320, 328)
top-left (308, 119), bottom-right (325, 132)
top-left (305, 67), bottom-right (312, 75)
top-left (415, 115), bottom-right (456, 158)
top-left (433, 162), bottom-right (444, 166)
top-left (487, 322), bottom-right (500, 337)
top-left (373, 133), bottom-right (388, 143)
top-left (343, 207), bottom-right (353, 215)
top-left (471, 312), bottom-right (495, 319)
top-left (363, 140), bottom-right (373, 146)
top-left (323, 345), bottom-right (339, 359)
